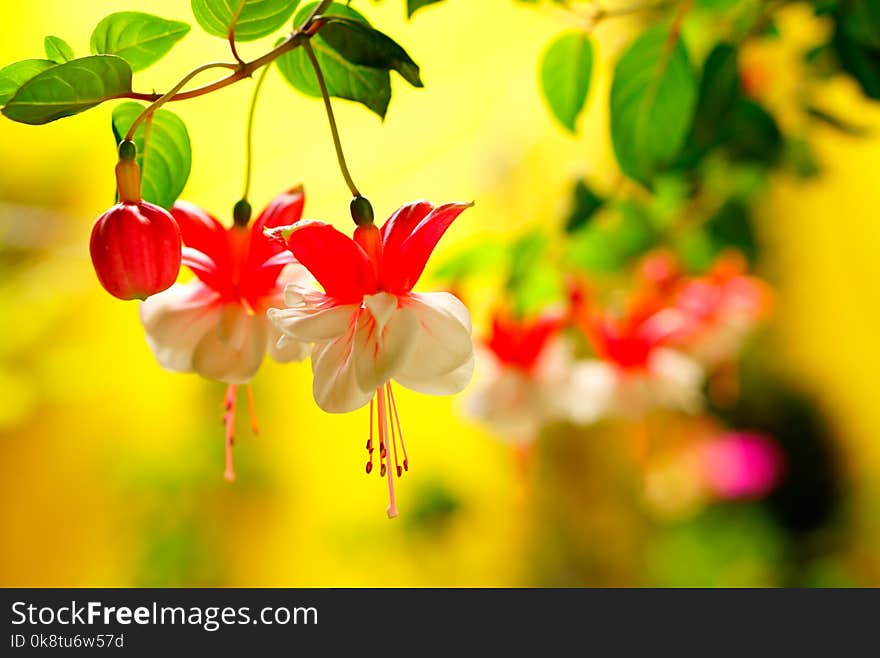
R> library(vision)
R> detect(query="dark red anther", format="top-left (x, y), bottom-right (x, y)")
top-left (365, 461), bottom-right (373, 474)
top-left (366, 439), bottom-right (372, 452)
top-left (396, 466), bottom-right (402, 478)
top-left (380, 464), bottom-right (387, 477)
top-left (403, 459), bottom-right (409, 471)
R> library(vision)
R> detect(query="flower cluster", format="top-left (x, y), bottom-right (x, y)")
top-left (90, 173), bottom-right (475, 517)
top-left (465, 248), bottom-right (772, 450)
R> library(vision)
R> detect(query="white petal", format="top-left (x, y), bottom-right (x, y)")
top-left (364, 291), bottom-right (398, 332)
top-left (284, 281), bottom-right (327, 307)
top-left (267, 326), bottom-right (310, 363)
top-left (269, 281), bottom-right (358, 343)
top-left (564, 360), bottom-right (616, 425)
top-left (311, 329), bottom-right (374, 413)
top-left (394, 292), bottom-right (474, 391)
top-left (353, 305), bottom-right (419, 394)
top-left (276, 262), bottom-right (313, 288)
top-left (268, 303), bottom-right (357, 343)
top-left (463, 363), bottom-right (541, 444)
top-left (191, 305), bottom-right (268, 384)
top-left (259, 290), bottom-right (310, 363)
top-left (648, 348), bottom-right (705, 413)
top-left (398, 352), bottom-right (475, 396)
top-left (139, 282), bottom-right (221, 373)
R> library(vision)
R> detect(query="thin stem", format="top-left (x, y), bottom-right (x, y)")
top-left (121, 0), bottom-right (334, 106)
top-left (242, 64), bottom-right (271, 202)
top-left (303, 40), bottom-right (360, 198)
top-left (124, 62), bottom-right (237, 141)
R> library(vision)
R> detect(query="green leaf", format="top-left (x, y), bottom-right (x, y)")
top-left (111, 102), bottom-right (192, 209)
top-left (722, 98), bottom-right (782, 165)
top-left (44, 36), bottom-right (74, 63)
top-left (841, 0), bottom-right (880, 49)
top-left (565, 178), bottom-right (604, 233)
top-left (191, 0), bottom-right (300, 41)
top-left (0, 59), bottom-right (56, 106)
top-left (407, 0), bottom-right (444, 18)
top-left (705, 200), bottom-right (756, 262)
top-left (832, 22), bottom-right (880, 99)
top-left (319, 16), bottom-right (423, 87)
top-left (2, 55), bottom-right (132, 125)
top-left (90, 12), bottom-right (191, 72)
top-left (277, 3), bottom-right (391, 117)
top-left (540, 31), bottom-right (593, 133)
top-left (610, 26), bottom-right (697, 185)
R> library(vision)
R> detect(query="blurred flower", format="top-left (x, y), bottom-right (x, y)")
top-left (699, 431), bottom-right (784, 500)
top-left (465, 308), bottom-right (599, 444)
top-left (668, 252), bottom-right (772, 367)
top-left (268, 200), bottom-right (475, 517)
top-left (573, 297), bottom-right (704, 419)
top-left (139, 186), bottom-right (312, 480)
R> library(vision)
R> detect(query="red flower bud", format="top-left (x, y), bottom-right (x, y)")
top-left (90, 201), bottom-right (182, 301)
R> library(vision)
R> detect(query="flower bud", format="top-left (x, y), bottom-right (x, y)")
top-left (90, 201), bottom-right (182, 301)
top-left (350, 195), bottom-right (374, 226)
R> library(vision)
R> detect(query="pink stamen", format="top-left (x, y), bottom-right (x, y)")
top-left (223, 384), bottom-right (237, 482)
top-left (386, 382), bottom-right (402, 477)
top-left (246, 384), bottom-right (259, 436)
top-left (387, 384), bottom-right (409, 471)
top-left (376, 386), bottom-right (398, 519)
top-left (366, 398), bottom-right (375, 474)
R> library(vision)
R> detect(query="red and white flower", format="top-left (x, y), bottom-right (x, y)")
top-left (668, 253), bottom-right (772, 367)
top-left (268, 200), bottom-right (475, 518)
top-left (139, 186), bottom-right (312, 480)
top-left (466, 309), bottom-right (608, 443)
top-left (574, 304), bottom-right (705, 419)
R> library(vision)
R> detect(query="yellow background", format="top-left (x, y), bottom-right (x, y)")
top-left (0, 0), bottom-right (878, 586)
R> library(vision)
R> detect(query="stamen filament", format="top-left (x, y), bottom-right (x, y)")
top-left (246, 384), bottom-right (259, 435)
top-left (376, 387), bottom-right (398, 518)
top-left (386, 382), bottom-right (402, 477)
top-left (387, 383), bottom-right (409, 471)
top-left (223, 384), bottom-right (237, 482)
top-left (365, 397), bottom-right (374, 474)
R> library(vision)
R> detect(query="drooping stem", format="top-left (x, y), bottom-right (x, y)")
top-left (242, 64), bottom-right (271, 202)
top-left (125, 62), bottom-right (237, 141)
top-left (120, 0), bottom-right (334, 112)
top-left (302, 40), bottom-right (361, 198)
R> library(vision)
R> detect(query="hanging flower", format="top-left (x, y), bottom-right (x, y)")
top-left (573, 301), bottom-right (705, 419)
top-left (268, 200), bottom-right (475, 518)
top-left (139, 186), bottom-right (312, 480)
top-left (465, 308), bottom-right (607, 443)
top-left (90, 145), bottom-right (181, 301)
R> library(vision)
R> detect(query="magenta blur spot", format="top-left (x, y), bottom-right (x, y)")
top-left (700, 432), bottom-right (784, 500)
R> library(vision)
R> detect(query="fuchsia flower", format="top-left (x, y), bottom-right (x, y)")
top-left (268, 200), bottom-right (475, 518)
top-left (572, 297), bottom-right (705, 418)
top-left (669, 253), bottom-right (772, 367)
top-left (139, 186), bottom-right (313, 480)
top-left (90, 149), bottom-right (181, 301)
top-left (466, 310), bottom-right (607, 443)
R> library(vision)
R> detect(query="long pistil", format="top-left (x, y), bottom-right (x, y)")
top-left (223, 384), bottom-right (237, 482)
top-left (376, 386), bottom-right (398, 519)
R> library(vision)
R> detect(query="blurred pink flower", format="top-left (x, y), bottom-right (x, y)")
top-left (699, 432), bottom-right (784, 500)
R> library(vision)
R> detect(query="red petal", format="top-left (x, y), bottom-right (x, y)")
top-left (381, 202), bottom-right (472, 293)
top-left (286, 220), bottom-right (377, 302)
top-left (253, 185), bottom-right (306, 233)
top-left (172, 202), bottom-right (228, 261)
top-left (241, 186), bottom-right (306, 298)
top-left (379, 200), bottom-right (433, 259)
